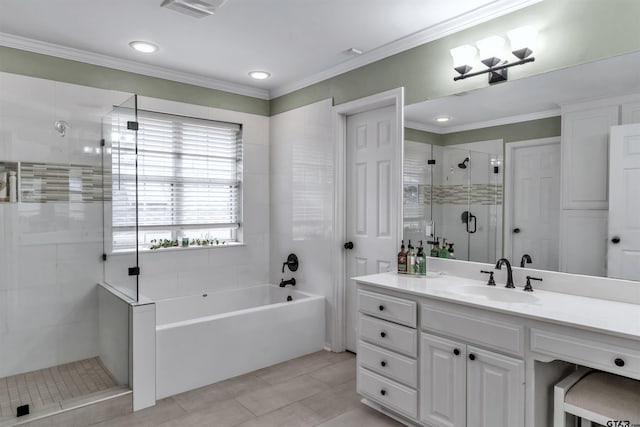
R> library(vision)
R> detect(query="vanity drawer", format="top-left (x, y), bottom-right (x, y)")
top-left (358, 341), bottom-right (417, 388)
top-left (421, 302), bottom-right (524, 356)
top-left (358, 290), bottom-right (417, 327)
top-left (530, 328), bottom-right (640, 379)
top-left (358, 366), bottom-right (418, 419)
top-left (360, 314), bottom-right (418, 357)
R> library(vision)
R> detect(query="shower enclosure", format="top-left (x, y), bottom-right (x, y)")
top-left (404, 142), bottom-right (503, 263)
top-left (0, 74), bottom-right (138, 424)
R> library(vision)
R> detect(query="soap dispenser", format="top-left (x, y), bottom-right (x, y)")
top-left (416, 241), bottom-right (426, 275)
top-left (439, 238), bottom-right (449, 258)
top-left (430, 238), bottom-right (439, 258)
top-left (447, 243), bottom-right (456, 259)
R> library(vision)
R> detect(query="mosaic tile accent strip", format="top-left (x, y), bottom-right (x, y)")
top-left (423, 184), bottom-right (502, 205)
top-left (20, 162), bottom-right (104, 203)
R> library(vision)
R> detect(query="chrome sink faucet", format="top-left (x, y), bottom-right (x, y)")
top-left (495, 258), bottom-right (515, 288)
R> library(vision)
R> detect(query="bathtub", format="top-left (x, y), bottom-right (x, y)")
top-left (155, 284), bottom-right (325, 399)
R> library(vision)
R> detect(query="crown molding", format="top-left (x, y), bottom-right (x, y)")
top-left (406, 108), bottom-right (560, 134)
top-left (405, 120), bottom-right (443, 134)
top-left (0, 32), bottom-right (270, 100)
top-left (269, 0), bottom-right (543, 99)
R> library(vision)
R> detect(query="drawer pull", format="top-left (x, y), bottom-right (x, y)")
top-left (379, 305), bottom-right (385, 311)
top-left (453, 348), bottom-right (460, 356)
top-left (380, 389), bottom-right (387, 396)
top-left (615, 358), bottom-right (625, 367)
top-left (469, 353), bottom-right (476, 361)
top-left (380, 332), bottom-right (387, 338)
top-left (380, 360), bottom-right (387, 367)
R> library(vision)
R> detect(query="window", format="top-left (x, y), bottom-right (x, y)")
top-left (111, 110), bottom-right (242, 252)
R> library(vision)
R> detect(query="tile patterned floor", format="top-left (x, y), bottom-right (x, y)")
top-left (0, 358), bottom-right (118, 419)
top-left (94, 351), bottom-right (402, 427)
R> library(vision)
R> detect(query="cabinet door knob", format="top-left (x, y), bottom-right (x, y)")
top-left (513, 228), bottom-right (521, 234)
top-left (469, 353), bottom-right (476, 361)
top-left (379, 305), bottom-right (385, 311)
top-left (380, 332), bottom-right (386, 338)
top-left (344, 241), bottom-right (354, 250)
top-left (615, 358), bottom-right (625, 367)
top-left (453, 348), bottom-right (460, 356)
top-left (380, 360), bottom-right (387, 367)
top-left (611, 236), bottom-right (621, 244)
top-left (380, 389), bottom-right (387, 396)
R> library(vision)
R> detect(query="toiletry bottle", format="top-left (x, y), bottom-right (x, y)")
top-left (439, 238), bottom-right (449, 258)
top-left (397, 240), bottom-right (407, 274)
top-left (407, 240), bottom-right (416, 274)
top-left (447, 243), bottom-right (456, 259)
top-left (416, 241), bottom-right (426, 275)
top-left (8, 171), bottom-right (16, 203)
top-left (430, 237), bottom-right (439, 258)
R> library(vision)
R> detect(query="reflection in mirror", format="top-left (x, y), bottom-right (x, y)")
top-left (404, 142), bottom-right (502, 264)
top-left (404, 49), bottom-right (640, 281)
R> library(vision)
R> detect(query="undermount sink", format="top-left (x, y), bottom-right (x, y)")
top-left (452, 285), bottom-right (540, 303)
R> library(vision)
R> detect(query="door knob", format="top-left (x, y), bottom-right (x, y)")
top-left (611, 236), bottom-right (621, 244)
top-left (513, 228), bottom-right (521, 234)
top-left (344, 242), bottom-right (354, 250)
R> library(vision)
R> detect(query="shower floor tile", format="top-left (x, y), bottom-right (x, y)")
top-left (0, 357), bottom-right (119, 419)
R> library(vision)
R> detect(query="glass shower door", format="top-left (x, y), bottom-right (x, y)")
top-left (102, 95), bottom-right (139, 301)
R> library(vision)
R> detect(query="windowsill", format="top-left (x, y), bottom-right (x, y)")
top-left (109, 242), bottom-right (246, 256)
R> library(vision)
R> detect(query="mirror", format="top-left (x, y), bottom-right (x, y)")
top-left (403, 49), bottom-right (640, 281)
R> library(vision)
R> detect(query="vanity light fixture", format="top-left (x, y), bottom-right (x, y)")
top-left (129, 41), bottom-right (158, 54)
top-left (450, 26), bottom-right (537, 84)
top-left (248, 71), bottom-right (271, 80)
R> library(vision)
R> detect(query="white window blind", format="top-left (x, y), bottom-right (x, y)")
top-left (111, 110), bottom-right (242, 251)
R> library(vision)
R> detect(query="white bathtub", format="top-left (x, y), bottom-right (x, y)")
top-left (155, 284), bottom-right (325, 399)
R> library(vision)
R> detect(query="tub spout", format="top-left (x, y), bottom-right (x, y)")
top-left (280, 278), bottom-right (296, 288)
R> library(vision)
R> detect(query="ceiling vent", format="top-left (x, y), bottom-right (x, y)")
top-left (160, 0), bottom-right (227, 18)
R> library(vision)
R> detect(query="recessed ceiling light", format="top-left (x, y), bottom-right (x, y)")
top-left (435, 116), bottom-right (450, 123)
top-left (129, 41), bottom-right (158, 54)
top-left (249, 71), bottom-right (271, 80)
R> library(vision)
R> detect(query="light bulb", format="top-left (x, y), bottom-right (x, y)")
top-left (450, 45), bottom-right (477, 75)
top-left (477, 36), bottom-right (505, 67)
top-left (508, 26), bottom-right (537, 59)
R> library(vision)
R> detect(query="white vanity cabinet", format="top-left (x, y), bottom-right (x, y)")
top-left (420, 333), bottom-right (525, 427)
top-left (354, 273), bottom-right (640, 427)
top-left (356, 286), bottom-right (526, 427)
top-left (356, 289), bottom-right (419, 419)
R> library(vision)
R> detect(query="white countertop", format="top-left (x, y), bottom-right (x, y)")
top-left (353, 272), bottom-right (640, 341)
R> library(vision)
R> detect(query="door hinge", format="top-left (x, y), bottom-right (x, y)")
top-left (100, 138), bottom-right (106, 147)
top-left (427, 159), bottom-right (436, 165)
top-left (128, 266), bottom-right (140, 276)
top-left (102, 253), bottom-right (107, 261)
top-left (127, 121), bottom-right (139, 131)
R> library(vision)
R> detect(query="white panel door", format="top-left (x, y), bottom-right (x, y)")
top-left (420, 333), bottom-right (466, 427)
top-left (510, 142), bottom-right (560, 271)
top-left (466, 346), bottom-right (524, 427)
top-left (561, 106), bottom-right (619, 209)
top-left (608, 124), bottom-right (640, 280)
top-left (345, 106), bottom-right (397, 352)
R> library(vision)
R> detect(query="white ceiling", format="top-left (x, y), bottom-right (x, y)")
top-left (405, 50), bottom-right (640, 133)
top-left (0, 0), bottom-right (539, 99)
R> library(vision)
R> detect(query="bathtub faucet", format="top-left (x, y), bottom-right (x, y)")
top-left (279, 278), bottom-right (296, 288)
